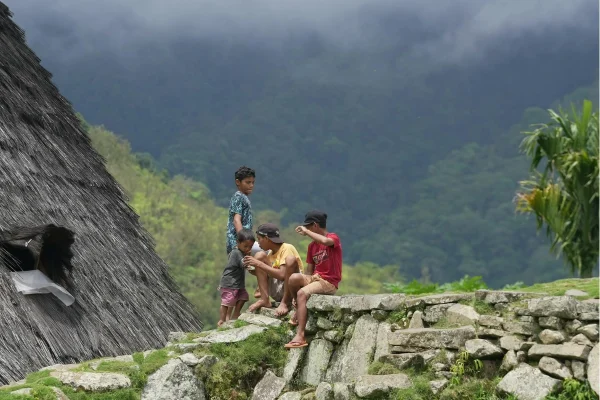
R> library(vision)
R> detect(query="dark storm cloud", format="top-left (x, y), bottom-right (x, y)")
top-left (4, 0), bottom-right (597, 64)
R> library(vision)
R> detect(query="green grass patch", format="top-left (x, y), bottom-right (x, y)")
top-left (205, 326), bottom-right (289, 400)
top-left (439, 378), bottom-right (506, 400)
top-left (368, 361), bottom-right (401, 375)
top-left (547, 378), bottom-right (598, 400)
top-left (385, 275), bottom-right (488, 295)
top-left (520, 278), bottom-right (599, 298)
top-left (388, 310), bottom-right (409, 326)
top-left (131, 352), bottom-right (144, 365)
top-left (391, 373), bottom-right (434, 400)
top-left (24, 371), bottom-right (51, 384)
top-left (4, 349), bottom-right (173, 399)
top-left (433, 317), bottom-right (463, 329)
top-left (458, 299), bottom-right (495, 315)
top-left (59, 387), bottom-right (140, 400)
top-left (85, 361), bottom-right (138, 375)
top-left (27, 387), bottom-right (56, 400)
top-left (0, 392), bottom-right (32, 400)
top-left (232, 320), bottom-right (249, 328)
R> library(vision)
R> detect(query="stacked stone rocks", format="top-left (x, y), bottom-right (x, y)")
top-left (267, 290), bottom-right (599, 400)
top-left (1, 290), bottom-right (596, 400)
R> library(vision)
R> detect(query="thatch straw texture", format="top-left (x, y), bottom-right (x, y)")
top-left (0, 2), bottom-right (202, 383)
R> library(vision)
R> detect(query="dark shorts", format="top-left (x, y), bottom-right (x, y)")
top-left (220, 287), bottom-right (249, 307)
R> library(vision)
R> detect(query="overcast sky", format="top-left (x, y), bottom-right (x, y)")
top-left (5, 0), bottom-right (598, 66)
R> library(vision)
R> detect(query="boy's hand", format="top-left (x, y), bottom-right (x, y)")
top-left (243, 255), bottom-right (260, 268)
top-left (295, 226), bottom-right (309, 236)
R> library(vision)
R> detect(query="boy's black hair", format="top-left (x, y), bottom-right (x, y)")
top-left (236, 228), bottom-right (255, 243)
top-left (235, 166), bottom-right (255, 181)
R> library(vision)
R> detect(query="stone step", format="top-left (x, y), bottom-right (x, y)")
top-left (194, 324), bottom-right (266, 344)
top-left (238, 312), bottom-right (283, 327)
top-left (388, 326), bottom-right (476, 350)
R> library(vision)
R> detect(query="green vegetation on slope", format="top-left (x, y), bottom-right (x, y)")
top-left (87, 123), bottom-right (401, 328)
top-left (360, 85), bottom-right (599, 287)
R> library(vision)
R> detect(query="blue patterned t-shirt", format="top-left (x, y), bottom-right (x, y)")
top-left (226, 191), bottom-right (253, 254)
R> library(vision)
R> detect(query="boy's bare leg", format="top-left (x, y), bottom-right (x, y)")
top-left (288, 289), bottom-right (309, 345)
top-left (254, 286), bottom-right (261, 298)
top-left (248, 267), bottom-right (271, 312)
top-left (275, 256), bottom-right (300, 317)
top-left (232, 300), bottom-right (245, 320)
top-left (287, 272), bottom-right (305, 324)
top-left (218, 305), bottom-right (228, 327)
top-left (226, 306), bottom-right (234, 321)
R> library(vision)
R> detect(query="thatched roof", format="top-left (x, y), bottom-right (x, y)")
top-left (0, 2), bottom-right (202, 383)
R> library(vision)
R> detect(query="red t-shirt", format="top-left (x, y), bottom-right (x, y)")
top-left (306, 233), bottom-right (342, 288)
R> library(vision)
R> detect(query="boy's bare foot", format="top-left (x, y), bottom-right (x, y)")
top-left (217, 320), bottom-right (225, 327)
top-left (248, 299), bottom-right (271, 313)
top-left (274, 302), bottom-right (289, 317)
top-left (254, 287), bottom-right (261, 298)
top-left (284, 333), bottom-right (307, 348)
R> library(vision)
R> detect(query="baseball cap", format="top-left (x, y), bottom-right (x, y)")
top-left (256, 223), bottom-right (284, 244)
top-left (302, 210), bottom-right (327, 226)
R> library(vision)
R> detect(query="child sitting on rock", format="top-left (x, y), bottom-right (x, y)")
top-left (218, 229), bottom-right (255, 327)
top-left (285, 210), bottom-right (342, 348)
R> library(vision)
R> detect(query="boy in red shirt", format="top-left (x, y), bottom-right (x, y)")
top-left (285, 210), bottom-right (342, 348)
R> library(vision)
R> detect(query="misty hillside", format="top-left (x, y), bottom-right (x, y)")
top-left (6, 0), bottom-right (599, 285)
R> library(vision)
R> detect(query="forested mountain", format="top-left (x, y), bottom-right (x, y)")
top-left (10, 0), bottom-right (598, 287)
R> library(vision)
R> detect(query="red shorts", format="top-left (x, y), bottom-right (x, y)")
top-left (219, 287), bottom-right (249, 307)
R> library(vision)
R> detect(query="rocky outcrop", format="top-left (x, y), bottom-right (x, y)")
top-left (497, 363), bottom-right (561, 400)
top-left (9, 289), bottom-right (597, 400)
top-left (142, 359), bottom-right (205, 400)
top-left (388, 326), bottom-right (476, 350)
top-left (353, 374), bottom-right (412, 398)
top-left (194, 324), bottom-right (266, 343)
top-left (251, 370), bottom-right (286, 400)
top-left (588, 344), bottom-right (599, 395)
top-left (51, 371), bottom-right (131, 392)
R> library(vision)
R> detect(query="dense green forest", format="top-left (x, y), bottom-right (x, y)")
top-left (86, 121), bottom-right (400, 327)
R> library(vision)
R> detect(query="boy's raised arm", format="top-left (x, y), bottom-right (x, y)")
top-left (295, 226), bottom-right (334, 246)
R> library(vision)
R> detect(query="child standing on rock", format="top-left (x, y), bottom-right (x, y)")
top-left (218, 229), bottom-right (255, 326)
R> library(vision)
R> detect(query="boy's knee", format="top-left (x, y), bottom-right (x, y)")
top-left (289, 272), bottom-right (303, 287)
top-left (297, 289), bottom-right (308, 302)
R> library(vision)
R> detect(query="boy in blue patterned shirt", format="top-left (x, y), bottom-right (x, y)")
top-left (226, 166), bottom-right (256, 255)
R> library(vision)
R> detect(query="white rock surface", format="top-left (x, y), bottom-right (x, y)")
top-left (194, 324), bottom-right (266, 343)
top-left (496, 363), bottom-right (561, 400)
top-left (51, 371), bottom-right (131, 392)
top-left (353, 374), bottom-right (412, 398)
top-left (251, 370), bottom-right (286, 400)
top-left (141, 359), bottom-right (204, 400)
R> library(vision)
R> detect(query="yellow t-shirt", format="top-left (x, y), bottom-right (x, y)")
top-left (268, 243), bottom-right (304, 273)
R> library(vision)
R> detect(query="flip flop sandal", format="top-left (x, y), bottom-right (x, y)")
top-left (284, 340), bottom-right (308, 349)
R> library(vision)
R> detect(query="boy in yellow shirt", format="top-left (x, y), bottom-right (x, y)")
top-left (243, 223), bottom-right (303, 316)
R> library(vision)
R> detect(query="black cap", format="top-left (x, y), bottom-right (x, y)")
top-left (256, 223), bottom-right (284, 244)
top-left (302, 210), bottom-right (327, 226)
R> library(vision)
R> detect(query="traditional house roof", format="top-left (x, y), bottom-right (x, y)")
top-left (0, 2), bottom-right (202, 383)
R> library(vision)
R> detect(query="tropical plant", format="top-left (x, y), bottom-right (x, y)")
top-left (516, 100), bottom-right (599, 278)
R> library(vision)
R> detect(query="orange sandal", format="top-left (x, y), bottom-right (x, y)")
top-left (284, 340), bottom-right (308, 349)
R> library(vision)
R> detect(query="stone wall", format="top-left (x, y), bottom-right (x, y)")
top-left (267, 290), bottom-right (599, 399)
top-left (1, 290), bottom-right (597, 399)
